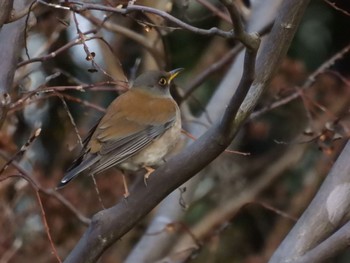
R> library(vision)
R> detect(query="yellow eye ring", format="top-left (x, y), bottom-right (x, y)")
top-left (158, 77), bottom-right (167, 86)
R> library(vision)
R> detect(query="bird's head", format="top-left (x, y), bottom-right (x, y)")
top-left (132, 68), bottom-right (184, 96)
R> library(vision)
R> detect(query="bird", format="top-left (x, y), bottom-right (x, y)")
top-left (57, 69), bottom-right (183, 195)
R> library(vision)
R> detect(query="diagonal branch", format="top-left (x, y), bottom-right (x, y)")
top-left (63, 20), bottom-right (260, 263)
top-left (62, 0), bottom-right (310, 262)
top-left (269, 141), bottom-right (350, 262)
top-left (297, 219), bottom-right (350, 263)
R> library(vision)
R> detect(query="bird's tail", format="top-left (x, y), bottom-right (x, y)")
top-left (56, 154), bottom-right (99, 189)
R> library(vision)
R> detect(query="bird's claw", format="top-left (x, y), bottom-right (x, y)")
top-left (143, 166), bottom-right (155, 187)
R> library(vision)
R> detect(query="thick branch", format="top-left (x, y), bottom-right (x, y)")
top-left (219, 37), bottom-right (258, 139)
top-left (297, 220), bottom-right (350, 263)
top-left (269, 141), bottom-right (350, 262)
top-left (0, 1), bottom-right (28, 93)
top-left (63, 27), bottom-right (259, 263)
top-left (0, 0), bottom-right (31, 128)
top-left (125, 1), bottom-right (277, 261)
top-left (63, 0), bottom-right (309, 261)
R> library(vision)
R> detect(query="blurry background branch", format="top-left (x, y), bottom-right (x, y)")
top-left (0, 0), bottom-right (14, 28)
top-left (0, 0), bottom-right (32, 128)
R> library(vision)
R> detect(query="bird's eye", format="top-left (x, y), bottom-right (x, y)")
top-left (158, 77), bottom-right (167, 86)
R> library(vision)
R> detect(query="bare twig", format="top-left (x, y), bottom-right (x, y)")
top-left (181, 45), bottom-right (241, 103)
top-left (252, 201), bottom-right (298, 222)
top-left (220, 0), bottom-right (258, 50)
top-left (0, 151), bottom-right (91, 225)
top-left (0, 173), bottom-right (62, 262)
top-left (17, 31), bottom-right (99, 68)
top-left (172, 145), bottom-right (305, 253)
top-left (91, 174), bottom-right (106, 210)
top-left (195, 0), bottom-right (232, 24)
top-left (24, 1), bottom-right (38, 60)
top-left (324, 0), bottom-right (350, 17)
top-left (180, 20), bottom-right (273, 104)
top-left (35, 190), bottom-right (62, 263)
top-left (81, 12), bottom-right (165, 66)
top-left (57, 94), bottom-right (83, 147)
top-left (181, 128), bottom-right (250, 156)
top-left (251, 42), bottom-right (350, 120)
top-left (0, 128), bottom-right (41, 174)
top-left (41, 1), bottom-right (234, 39)
top-left (302, 43), bottom-right (350, 88)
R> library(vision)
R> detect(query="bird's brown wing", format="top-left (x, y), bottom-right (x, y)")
top-left (88, 90), bottom-right (178, 174)
top-left (58, 90), bottom-right (178, 188)
top-left (90, 120), bottom-right (174, 174)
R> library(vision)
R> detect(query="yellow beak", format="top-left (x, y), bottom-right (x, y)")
top-left (168, 68), bottom-right (184, 83)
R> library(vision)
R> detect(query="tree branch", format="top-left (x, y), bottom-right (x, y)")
top-left (60, 0), bottom-right (311, 261)
top-left (27, 0), bottom-right (313, 262)
top-left (297, 220), bottom-right (350, 263)
top-left (124, 2), bottom-right (275, 261)
top-left (269, 140), bottom-right (350, 262)
top-left (63, 19), bottom-right (260, 263)
top-left (0, 0), bottom-right (31, 128)
top-left (41, 0), bottom-right (234, 39)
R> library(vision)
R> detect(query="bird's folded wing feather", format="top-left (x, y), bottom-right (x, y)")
top-left (59, 89), bottom-right (179, 188)
top-left (87, 91), bottom-right (178, 173)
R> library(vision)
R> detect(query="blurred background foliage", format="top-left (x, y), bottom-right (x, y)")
top-left (1, 0), bottom-right (350, 262)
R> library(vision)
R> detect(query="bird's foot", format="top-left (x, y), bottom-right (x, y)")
top-left (143, 166), bottom-right (155, 186)
top-left (122, 174), bottom-right (130, 198)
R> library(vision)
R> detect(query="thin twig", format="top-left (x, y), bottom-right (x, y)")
top-left (17, 31), bottom-right (99, 68)
top-left (57, 94), bottom-right (83, 147)
top-left (0, 152), bottom-right (91, 225)
top-left (24, 0), bottom-right (37, 60)
top-left (219, 0), bottom-right (258, 50)
top-left (91, 174), bottom-right (106, 210)
top-left (251, 42), bottom-right (350, 120)
top-left (302, 43), bottom-right (350, 88)
top-left (81, 11), bottom-right (165, 66)
top-left (35, 191), bottom-right (62, 263)
top-left (251, 201), bottom-right (298, 221)
top-left (0, 128), bottom-right (41, 174)
top-left (72, 12), bottom-right (115, 78)
top-left (41, 1), bottom-right (234, 39)
top-left (181, 129), bottom-right (250, 156)
top-left (0, 172), bottom-right (62, 262)
top-left (181, 20), bottom-right (273, 104)
top-left (195, 0), bottom-right (232, 24)
top-left (324, 0), bottom-right (350, 17)
top-left (181, 45), bottom-right (242, 103)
